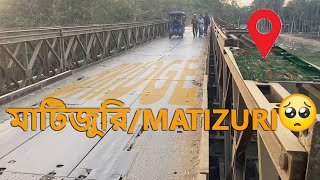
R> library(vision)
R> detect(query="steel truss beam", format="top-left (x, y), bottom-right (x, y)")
top-left (0, 21), bottom-right (169, 96)
top-left (211, 18), bottom-right (320, 180)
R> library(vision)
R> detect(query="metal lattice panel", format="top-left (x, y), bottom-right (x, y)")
top-left (231, 47), bottom-right (320, 83)
top-left (0, 21), bottom-right (169, 96)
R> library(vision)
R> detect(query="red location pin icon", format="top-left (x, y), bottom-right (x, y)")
top-left (248, 9), bottom-right (282, 59)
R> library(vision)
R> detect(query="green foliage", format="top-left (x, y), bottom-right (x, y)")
top-left (285, 0), bottom-right (320, 32)
top-left (0, 0), bottom-right (184, 28)
top-left (0, 0), bottom-right (243, 28)
top-left (0, 0), bottom-right (318, 33)
top-left (0, 0), bottom-right (161, 28)
top-left (248, 0), bottom-right (320, 33)
top-left (0, 0), bottom-right (54, 28)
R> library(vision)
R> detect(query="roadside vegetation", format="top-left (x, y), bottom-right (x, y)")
top-left (0, 0), bottom-right (319, 33)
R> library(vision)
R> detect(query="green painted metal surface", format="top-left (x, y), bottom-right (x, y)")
top-left (231, 46), bottom-right (320, 83)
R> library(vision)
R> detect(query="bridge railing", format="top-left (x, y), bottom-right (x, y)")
top-left (210, 18), bottom-right (320, 180)
top-left (0, 21), bottom-right (169, 97)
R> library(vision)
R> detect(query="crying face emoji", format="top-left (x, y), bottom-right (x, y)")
top-left (279, 94), bottom-right (317, 132)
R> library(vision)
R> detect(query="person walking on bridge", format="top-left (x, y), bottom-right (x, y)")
top-left (204, 13), bottom-right (210, 36)
top-left (191, 14), bottom-right (198, 38)
top-left (198, 14), bottom-right (205, 38)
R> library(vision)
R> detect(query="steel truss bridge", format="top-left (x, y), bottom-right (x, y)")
top-left (0, 18), bottom-right (319, 180)
top-left (204, 17), bottom-right (320, 180)
top-left (0, 21), bottom-right (168, 101)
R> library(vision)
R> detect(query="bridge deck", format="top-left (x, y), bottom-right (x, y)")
top-left (0, 28), bottom-right (208, 180)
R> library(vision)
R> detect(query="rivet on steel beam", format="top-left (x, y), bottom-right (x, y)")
top-left (280, 152), bottom-right (288, 170)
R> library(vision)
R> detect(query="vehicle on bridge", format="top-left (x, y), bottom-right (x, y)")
top-left (168, 11), bottom-right (186, 38)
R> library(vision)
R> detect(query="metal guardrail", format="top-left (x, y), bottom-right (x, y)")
top-left (210, 17), bottom-right (320, 180)
top-left (0, 21), bottom-right (169, 96)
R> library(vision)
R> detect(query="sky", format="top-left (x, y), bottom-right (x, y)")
top-left (237, 0), bottom-right (291, 7)
top-left (237, 0), bottom-right (253, 7)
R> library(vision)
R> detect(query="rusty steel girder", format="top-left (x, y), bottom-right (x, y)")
top-left (0, 21), bottom-right (169, 96)
top-left (210, 18), bottom-right (320, 180)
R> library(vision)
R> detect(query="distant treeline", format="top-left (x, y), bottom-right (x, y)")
top-left (0, 0), bottom-right (178, 28)
top-left (214, 0), bottom-right (320, 34)
top-left (0, 0), bottom-right (238, 28)
top-left (0, 0), bottom-right (319, 34)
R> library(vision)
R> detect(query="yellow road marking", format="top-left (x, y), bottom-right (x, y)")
top-left (80, 63), bottom-right (145, 100)
top-left (47, 60), bottom-right (198, 106)
top-left (62, 64), bottom-right (132, 98)
top-left (169, 60), bottom-right (197, 106)
top-left (100, 61), bottom-right (165, 100)
top-left (46, 64), bottom-right (129, 98)
top-left (140, 60), bottom-right (182, 105)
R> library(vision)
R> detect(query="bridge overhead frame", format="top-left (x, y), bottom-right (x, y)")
top-left (209, 18), bottom-right (320, 180)
top-left (0, 21), bottom-right (168, 98)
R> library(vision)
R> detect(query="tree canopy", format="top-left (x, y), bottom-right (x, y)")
top-left (0, 0), bottom-right (319, 33)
